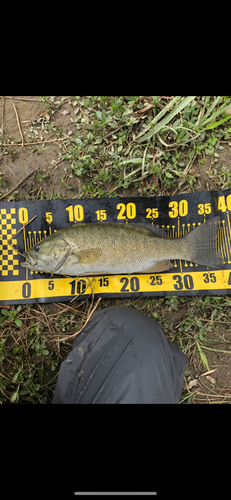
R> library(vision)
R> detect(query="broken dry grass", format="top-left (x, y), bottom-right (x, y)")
top-left (0, 297), bottom-right (99, 403)
top-left (51, 297), bottom-right (101, 343)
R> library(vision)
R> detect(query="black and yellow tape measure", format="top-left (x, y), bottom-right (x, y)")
top-left (1, 190), bottom-right (231, 305)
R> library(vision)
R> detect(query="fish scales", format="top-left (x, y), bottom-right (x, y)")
top-left (21, 218), bottom-right (224, 276)
top-left (58, 223), bottom-right (190, 274)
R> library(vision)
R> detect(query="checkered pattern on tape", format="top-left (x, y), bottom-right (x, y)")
top-left (0, 208), bottom-right (19, 276)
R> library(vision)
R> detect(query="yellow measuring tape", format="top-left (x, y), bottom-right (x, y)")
top-left (0, 191), bottom-right (231, 304)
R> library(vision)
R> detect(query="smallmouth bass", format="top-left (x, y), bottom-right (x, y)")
top-left (21, 217), bottom-right (224, 276)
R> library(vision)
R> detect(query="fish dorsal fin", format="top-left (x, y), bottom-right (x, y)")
top-left (74, 249), bottom-right (102, 264)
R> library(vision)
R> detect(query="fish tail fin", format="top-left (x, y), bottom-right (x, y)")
top-left (186, 216), bottom-right (225, 269)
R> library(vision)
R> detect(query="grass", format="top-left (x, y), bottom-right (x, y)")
top-left (1, 96), bottom-right (231, 403)
top-left (0, 301), bottom-right (89, 403)
top-left (28, 96), bottom-right (231, 199)
top-left (57, 95), bottom-right (231, 197)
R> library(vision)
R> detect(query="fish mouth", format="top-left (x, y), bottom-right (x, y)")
top-left (21, 252), bottom-right (37, 268)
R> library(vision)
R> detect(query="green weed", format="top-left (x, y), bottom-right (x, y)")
top-left (0, 306), bottom-right (22, 327)
top-left (57, 96), bottom-right (231, 197)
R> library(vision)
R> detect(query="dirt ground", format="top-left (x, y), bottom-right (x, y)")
top-left (1, 96), bottom-right (231, 404)
top-left (1, 96), bottom-right (231, 202)
top-left (0, 96), bottom-right (81, 200)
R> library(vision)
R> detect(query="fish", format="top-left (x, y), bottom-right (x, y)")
top-left (20, 216), bottom-right (224, 276)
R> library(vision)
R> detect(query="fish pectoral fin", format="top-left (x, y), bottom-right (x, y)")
top-left (75, 248), bottom-right (102, 264)
top-left (143, 260), bottom-right (173, 273)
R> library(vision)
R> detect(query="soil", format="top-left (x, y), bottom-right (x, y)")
top-left (0, 96), bottom-right (83, 200)
top-left (164, 302), bottom-right (231, 404)
top-left (1, 96), bottom-right (231, 404)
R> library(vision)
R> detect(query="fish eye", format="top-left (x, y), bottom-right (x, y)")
top-left (34, 245), bottom-right (40, 252)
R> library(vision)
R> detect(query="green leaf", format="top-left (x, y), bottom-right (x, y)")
top-left (205, 148), bottom-right (214, 156)
top-left (204, 114), bottom-right (231, 131)
top-left (40, 397), bottom-right (48, 404)
top-left (41, 349), bottom-right (49, 356)
top-left (196, 342), bottom-right (210, 370)
top-left (15, 318), bottom-right (22, 327)
top-left (123, 109), bottom-right (133, 116)
top-left (137, 96), bottom-right (197, 143)
top-left (10, 389), bottom-right (19, 403)
top-left (1, 309), bottom-right (10, 316)
top-left (136, 96), bottom-right (182, 140)
top-left (200, 101), bottom-right (231, 128)
top-left (96, 111), bottom-right (102, 120)
top-left (38, 147), bottom-right (50, 153)
top-left (124, 166), bottom-right (143, 180)
top-left (19, 389), bottom-right (29, 396)
top-left (142, 146), bottom-right (148, 177)
top-left (12, 371), bottom-right (20, 383)
top-left (198, 96), bottom-right (222, 126)
top-left (121, 158), bottom-right (143, 165)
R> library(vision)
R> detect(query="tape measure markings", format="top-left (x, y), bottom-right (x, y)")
top-left (0, 208), bottom-right (19, 276)
top-left (0, 270), bottom-right (230, 302)
top-left (1, 192), bottom-right (231, 303)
